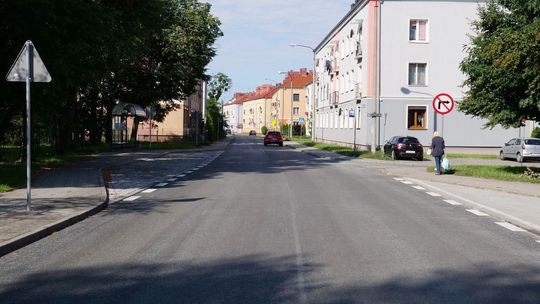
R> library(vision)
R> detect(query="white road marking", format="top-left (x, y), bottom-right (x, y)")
top-left (444, 199), bottom-right (462, 206)
top-left (142, 189), bottom-right (156, 193)
top-left (177, 174), bottom-right (186, 178)
top-left (155, 183), bottom-right (168, 187)
top-left (412, 186), bottom-right (426, 190)
top-left (466, 209), bottom-right (489, 216)
top-left (536, 240), bottom-right (540, 244)
top-left (408, 177), bottom-right (540, 233)
top-left (167, 178), bottom-right (177, 182)
top-left (185, 171), bottom-right (193, 174)
top-left (401, 181), bottom-right (413, 185)
top-left (124, 196), bottom-right (140, 201)
top-left (495, 222), bottom-right (526, 232)
top-left (393, 177), bottom-right (404, 181)
top-left (191, 168), bottom-right (199, 171)
top-left (426, 192), bottom-right (442, 197)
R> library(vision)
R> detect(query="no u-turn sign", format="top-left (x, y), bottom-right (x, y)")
top-left (432, 93), bottom-right (454, 115)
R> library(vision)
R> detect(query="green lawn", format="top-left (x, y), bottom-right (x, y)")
top-left (446, 153), bottom-right (498, 159)
top-left (428, 165), bottom-right (540, 184)
top-left (291, 136), bottom-right (391, 160)
top-left (0, 164), bottom-right (27, 192)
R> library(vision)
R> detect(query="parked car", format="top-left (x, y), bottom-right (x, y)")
top-left (264, 131), bottom-right (283, 146)
top-left (249, 130), bottom-right (256, 136)
top-left (500, 137), bottom-right (540, 163)
top-left (383, 136), bottom-right (424, 160)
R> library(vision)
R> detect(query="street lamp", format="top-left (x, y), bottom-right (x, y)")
top-left (290, 43), bottom-right (316, 141)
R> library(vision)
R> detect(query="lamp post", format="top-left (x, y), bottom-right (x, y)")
top-left (290, 43), bottom-right (316, 141)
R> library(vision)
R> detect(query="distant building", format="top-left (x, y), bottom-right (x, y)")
top-left (242, 85), bottom-right (278, 134)
top-left (314, 0), bottom-right (532, 148)
top-left (223, 92), bottom-right (250, 134)
top-left (138, 80), bottom-right (206, 143)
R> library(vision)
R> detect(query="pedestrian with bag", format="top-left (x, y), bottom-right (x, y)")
top-left (431, 131), bottom-right (445, 175)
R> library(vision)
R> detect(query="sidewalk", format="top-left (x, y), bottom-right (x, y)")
top-left (0, 137), bottom-right (232, 257)
top-left (286, 141), bottom-right (540, 235)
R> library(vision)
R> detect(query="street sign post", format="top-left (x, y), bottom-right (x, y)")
top-left (6, 41), bottom-right (51, 211)
top-left (432, 93), bottom-right (454, 136)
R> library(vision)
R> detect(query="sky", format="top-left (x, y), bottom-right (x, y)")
top-left (203, 0), bottom-right (353, 101)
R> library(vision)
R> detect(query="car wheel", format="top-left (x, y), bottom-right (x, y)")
top-left (391, 150), bottom-right (398, 160)
top-left (417, 155), bottom-right (423, 161)
top-left (499, 151), bottom-right (505, 160)
top-left (279, 143), bottom-right (283, 146)
top-left (516, 153), bottom-right (523, 163)
top-left (264, 143), bottom-right (268, 146)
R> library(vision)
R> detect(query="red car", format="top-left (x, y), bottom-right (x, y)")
top-left (264, 131), bottom-right (283, 146)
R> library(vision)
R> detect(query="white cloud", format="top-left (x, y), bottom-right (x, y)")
top-left (203, 0), bottom-right (353, 99)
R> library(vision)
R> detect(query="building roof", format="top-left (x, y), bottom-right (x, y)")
top-left (281, 68), bottom-right (313, 88)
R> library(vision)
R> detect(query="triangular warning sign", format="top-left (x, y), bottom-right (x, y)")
top-left (6, 40), bottom-right (51, 83)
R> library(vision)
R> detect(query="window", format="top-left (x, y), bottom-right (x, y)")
top-left (408, 63), bottom-right (427, 86)
top-left (409, 19), bottom-right (428, 42)
top-left (407, 106), bottom-right (427, 130)
top-left (293, 93), bottom-right (300, 101)
top-left (293, 107), bottom-right (299, 115)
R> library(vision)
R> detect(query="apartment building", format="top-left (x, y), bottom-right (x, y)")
top-left (275, 69), bottom-right (313, 134)
top-left (314, 0), bottom-right (531, 148)
top-left (242, 85), bottom-right (277, 134)
top-left (223, 92), bottom-right (250, 134)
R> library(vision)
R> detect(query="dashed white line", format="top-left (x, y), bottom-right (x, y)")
top-left (167, 178), bottom-right (177, 182)
top-left (191, 168), bottom-right (199, 171)
top-left (426, 192), bottom-right (442, 197)
top-left (142, 189), bottom-right (157, 193)
top-left (155, 183), bottom-right (168, 187)
top-left (466, 209), bottom-right (489, 216)
top-left (393, 178), bottom-right (404, 181)
top-left (412, 186), bottom-right (426, 190)
top-left (495, 222), bottom-right (526, 232)
top-left (177, 174), bottom-right (186, 178)
top-left (401, 181), bottom-right (413, 185)
top-left (124, 196), bottom-right (141, 201)
top-left (444, 199), bottom-right (462, 206)
top-left (185, 171), bottom-right (194, 174)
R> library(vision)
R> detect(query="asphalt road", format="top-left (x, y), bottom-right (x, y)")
top-left (1, 136), bottom-right (539, 303)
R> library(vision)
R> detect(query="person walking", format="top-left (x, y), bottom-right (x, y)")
top-left (431, 131), bottom-right (445, 175)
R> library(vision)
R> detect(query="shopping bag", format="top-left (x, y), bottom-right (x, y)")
top-left (442, 157), bottom-right (451, 171)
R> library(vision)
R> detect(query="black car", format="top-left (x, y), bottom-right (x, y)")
top-left (383, 136), bottom-right (424, 160)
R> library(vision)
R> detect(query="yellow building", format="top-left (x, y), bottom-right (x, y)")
top-left (272, 69), bottom-right (313, 134)
top-left (242, 85), bottom-right (277, 134)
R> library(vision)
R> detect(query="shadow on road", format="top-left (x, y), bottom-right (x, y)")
top-left (1, 254), bottom-right (539, 303)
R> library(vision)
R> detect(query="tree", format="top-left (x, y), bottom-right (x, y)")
top-left (0, 0), bottom-right (222, 154)
top-left (460, 0), bottom-right (540, 128)
top-left (206, 73), bottom-right (232, 141)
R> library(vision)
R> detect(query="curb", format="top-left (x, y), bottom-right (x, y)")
top-left (408, 177), bottom-right (540, 237)
top-left (0, 169), bottom-right (110, 257)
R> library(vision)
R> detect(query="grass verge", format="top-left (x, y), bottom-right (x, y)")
top-left (427, 165), bottom-right (540, 184)
top-left (0, 164), bottom-right (27, 192)
top-left (446, 153), bottom-right (498, 159)
top-left (291, 137), bottom-right (391, 160)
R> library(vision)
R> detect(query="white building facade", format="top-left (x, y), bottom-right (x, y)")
top-left (314, 0), bottom-right (532, 148)
top-left (223, 93), bottom-right (247, 135)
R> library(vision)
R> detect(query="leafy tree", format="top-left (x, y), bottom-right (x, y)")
top-left (0, 0), bottom-right (222, 154)
top-left (460, 0), bottom-right (540, 128)
top-left (206, 73), bottom-right (232, 141)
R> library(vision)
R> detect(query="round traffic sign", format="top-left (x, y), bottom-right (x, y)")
top-left (432, 93), bottom-right (454, 115)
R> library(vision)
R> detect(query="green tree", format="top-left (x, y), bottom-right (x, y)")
top-left (460, 0), bottom-right (540, 128)
top-left (206, 73), bottom-right (232, 141)
top-left (0, 0), bottom-right (222, 154)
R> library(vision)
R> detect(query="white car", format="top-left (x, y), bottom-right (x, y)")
top-left (500, 137), bottom-right (540, 163)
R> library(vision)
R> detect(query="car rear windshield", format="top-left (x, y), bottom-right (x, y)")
top-left (398, 137), bottom-right (419, 143)
top-left (267, 131), bottom-right (281, 135)
top-left (525, 139), bottom-right (540, 145)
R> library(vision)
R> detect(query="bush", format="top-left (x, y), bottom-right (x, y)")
top-left (531, 127), bottom-right (540, 138)
top-left (261, 126), bottom-right (268, 135)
